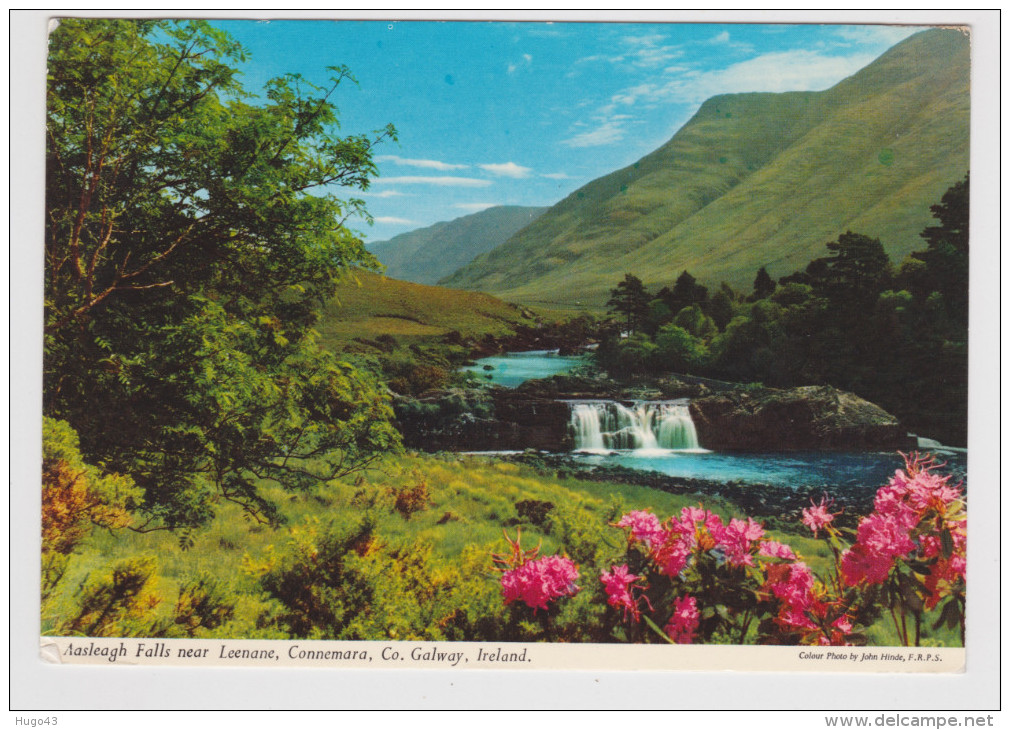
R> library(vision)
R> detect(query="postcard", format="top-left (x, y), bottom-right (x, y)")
top-left (22, 11), bottom-right (996, 695)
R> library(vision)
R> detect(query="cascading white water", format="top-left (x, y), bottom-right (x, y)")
top-left (570, 401), bottom-right (700, 451)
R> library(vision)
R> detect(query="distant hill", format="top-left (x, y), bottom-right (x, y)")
top-left (442, 29), bottom-right (970, 307)
top-left (367, 205), bottom-right (547, 285)
top-left (315, 269), bottom-right (538, 349)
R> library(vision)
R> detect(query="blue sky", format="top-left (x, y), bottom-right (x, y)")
top-left (211, 20), bottom-right (920, 243)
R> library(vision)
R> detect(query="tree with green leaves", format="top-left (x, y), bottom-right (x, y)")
top-left (657, 270), bottom-right (709, 317)
top-left (806, 231), bottom-right (892, 311)
top-left (607, 273), bottom-right (651, 334)
top-left (903, 174), bottom-right (969, 327)
top-left (706, 283), bottom-right (738, 332)
top-left (45, 19), bottom-right (400, 528)
top-left (750, 266), bottom-right (777, 301)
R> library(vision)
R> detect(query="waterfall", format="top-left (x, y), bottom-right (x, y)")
top-left (570, 401), bottom-right (701, 452)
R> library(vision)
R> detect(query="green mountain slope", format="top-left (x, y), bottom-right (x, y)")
top-left (368, 205), bottom-right (547, 285)
top-left (315, 269), bottom-right (538, 348)
top-left (442, 29), bottom-right (969, 307)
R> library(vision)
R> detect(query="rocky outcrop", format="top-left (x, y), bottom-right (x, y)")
top-left (689, 385), bottom-right (915, 452)
top-left (395, 382), bottom-right (914, 454)
top-left (393, 387), bottom-right (572, 452)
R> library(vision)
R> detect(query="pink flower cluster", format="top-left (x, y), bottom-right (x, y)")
top-left (664, 596), bottom-right (700, 644)
top-left (802, 496), bottom-right (838, 537)
top-left (763, 558), bottom-right (854, 645)
top-left (606, 507), bottom-right (782, 643)
top-left (758, 540), bottom-right (797, 560)
top-left (620, 507), bottom-right (767, 576)
top-left (615, 510), bottom-right (666, 549)
top-left (501, 555), bottom-right (580, 612)
top-left (840, 455), bottom-right (966, 593)
top-left (600, 564), bottom-right (651, 622)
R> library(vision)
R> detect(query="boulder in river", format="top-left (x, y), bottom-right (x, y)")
top-left (688, 385), bottom-right (915, 452)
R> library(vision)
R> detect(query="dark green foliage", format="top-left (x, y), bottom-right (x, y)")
top-left (659, 270), bottom-right (709, 316)
top-left (592, 176), bottom-right (968, 444)
top-left (655, 324), bottom-right (710, 373)
top-left (807, 231), bottom-right (893, 308)
top-left (261, 516), bottom-right (503, 641)
top-left (596, 333), bottom-right (658, 377)
top-left (44, 19), bottom-right (400, 527)
top-left (672, 304), bottom-right (717, 340)
top-left (901, 173), bottom-right (969, 327)
top-left (515, 499), bottom-right (555, 527)
top-left (58, 557), bottom-right (162, 637)
top-left (706, 283), bottom-right (739, 332)
top-left (750, 267), bottom-right (777, 301)
top-left (607, 273), bottom-right (651, 334)
top-left (172, 575), bottom-right (236, 636)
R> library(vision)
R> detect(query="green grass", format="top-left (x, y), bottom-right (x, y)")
top-left (315, 270), bottom-right (565, 349)
top-left (43, 452), bottom-right (961, 646)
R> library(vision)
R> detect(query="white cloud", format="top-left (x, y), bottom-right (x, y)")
top-left (590, 48), bottom-right (882, 122)
top-left (832, 25), bottom-right (921, 48)
top-left (619, 32), bottom-right (681, 68)
top-left (375, 154), bottom-right (468, 171)
top-left (562, 119), bottom-right (626, 148)
top-left (362, 190), bottom-right (410, 198)
top-left (455, 202), bottom-right (498, 212)
top-left (507, 53), bottom-right (533, 75)
top-left (478, 162), bottom-right (532, 178)
top-left (575, 52), bottom-right (625, 65)
top-left (373, 176), bottom-right (493, 187)
top-left (541, 172), bottom-right (571, 180)
top-left (661, 49), bottom-right (879, 103)
top-left (567, 36), bottom-right (895, 149)
top-left (374, 216), bottom-right (416, 225)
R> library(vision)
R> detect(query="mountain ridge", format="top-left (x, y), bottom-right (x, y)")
top-left (441, 28), bottom-right (969, 307)
top-left (367, 205), bottom-right (547, 285)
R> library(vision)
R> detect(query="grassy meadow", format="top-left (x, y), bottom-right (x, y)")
top-left (42, 451), bottom-right (959, 646)
top-left (316, 270), bottom-right (547, 347)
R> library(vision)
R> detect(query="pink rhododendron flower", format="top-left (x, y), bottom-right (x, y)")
top-left (501, 555), bottom-right (579, 611)
top-left (615, 510), bottom-right (666, 549)
top-left (769, 562), bottom-right (815, 611)
top-left (832, 614), bottom-right (853, 634)
top-left (680, 505), bottom-right (710, 525)
top-left (758, 540), bottom-right (797, 561)
top-left (839, 544), bottom-right (893, 585)
top-left (777, 605), bottom-right (818, 631)
top-left (802, 496), bottom-right (838, 537)
top-left (651, 530), bottom-right (694, 577)
top-left (711, 517), bottom-right (764, 566)
top-left (664, 595), bottom-right (700, 644)
top-left (923, 554), bottom-right (967, 609)
top-left (600, 564), bottom-right (650, 622)
top-left (855, 512), bottom-right (916, 561)
top-left (841, 454), bottom-right (966, 593)
top-left (884, 455), bottom-right (964, 519)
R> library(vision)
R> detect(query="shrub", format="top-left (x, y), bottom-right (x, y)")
top-left (42, 418), bottom-right (140, 557)
top-left (261, 516), bottom-right (499, 641)
top-left (58, 557), bottom-right (163, 637)
top-left (515, 499), bottom-right (554, 526)
top-left (172, 575), bottom-right (237, 637)
top-left (390, 474), bottom-right (433, 520)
